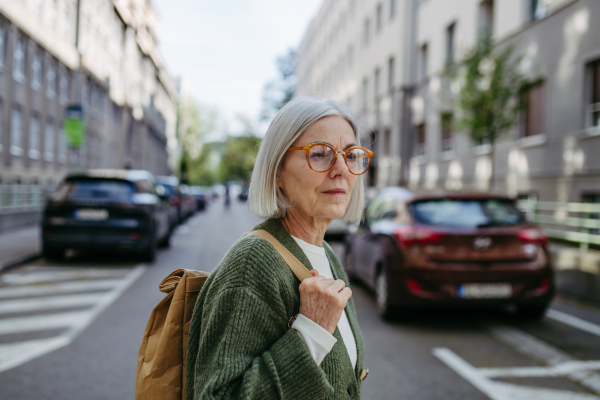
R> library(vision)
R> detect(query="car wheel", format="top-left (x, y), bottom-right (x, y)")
top-left (158, 231), bottom-right (171, 248)
top-left (376, 267), bottom-right (393, 319)
top-left (517, 304), bottom-right (549, 320)
top-left (141, 235), bottom-right (157, 263)
top-left (43, 246), bottom-right (64, 261)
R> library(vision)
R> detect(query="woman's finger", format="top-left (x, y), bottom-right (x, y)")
top-left (310, 269), bottom-right (319, 277)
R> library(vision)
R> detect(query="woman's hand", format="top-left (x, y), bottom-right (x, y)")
top-left (298, 270), bottom-right (352, 335)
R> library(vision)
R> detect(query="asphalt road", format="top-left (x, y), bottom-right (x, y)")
top-left (1, 201), bottom-right (600, 399)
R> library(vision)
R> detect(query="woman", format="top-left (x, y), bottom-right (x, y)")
top-left (186, 97), bottom-right (373, 400)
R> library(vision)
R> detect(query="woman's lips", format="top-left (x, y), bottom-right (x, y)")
top-left (323, 189), bottom-right (346, 195)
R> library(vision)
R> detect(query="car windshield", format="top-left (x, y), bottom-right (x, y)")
top-left (409, 199), bottom-right (526, 228)
top-left (54, 179), bottom-right (134, 202)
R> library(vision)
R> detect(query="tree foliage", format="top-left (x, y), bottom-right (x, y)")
top-left (453, 36), bottom-right (526, 146)
top-left (218, 134), bottom-right (262, 184)
top-left (261, 48), bottom-right (296, 121)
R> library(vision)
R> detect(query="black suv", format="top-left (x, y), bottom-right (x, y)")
top-left (42, 169), bottom-right (172, 261)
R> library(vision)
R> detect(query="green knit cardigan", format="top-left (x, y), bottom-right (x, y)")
top-left (186, 219), bottom-right (365, 400)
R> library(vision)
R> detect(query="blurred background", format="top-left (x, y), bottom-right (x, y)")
top-left (1, 0), bottom-right (600, 399)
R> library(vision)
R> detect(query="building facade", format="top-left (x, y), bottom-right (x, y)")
top-left (0, 0), bottom-right (178, 190)
top-left (296, 0), bottom-right (600, 204)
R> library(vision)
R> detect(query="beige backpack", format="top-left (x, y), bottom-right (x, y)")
top-left (134, 230), bottom-right (312, 400)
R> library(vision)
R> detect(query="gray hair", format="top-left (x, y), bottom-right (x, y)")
top-left (249, 96), bottom-right (365, 224)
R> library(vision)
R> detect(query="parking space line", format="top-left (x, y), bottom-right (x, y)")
top-left (490, 325), bottom-right (600, 394)
top-left (547, 309), bottom-right (600, 338)
top-left (0, 311), bottom-right (90, 335)
top-left (433, 347), bottom-right (600, 400)
top-left (0, 279), bottom-right (121, 299)
top-left (0, 293), bottom-right (108, 314)
top-left (0, 337), bottom-right (70, 374)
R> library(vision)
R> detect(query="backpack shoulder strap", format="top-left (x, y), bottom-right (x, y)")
top-left (243, 230), bottom-right (313, 282)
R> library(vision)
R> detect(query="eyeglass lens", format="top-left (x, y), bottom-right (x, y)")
top-left (308, 145), bottom-right (369, 174)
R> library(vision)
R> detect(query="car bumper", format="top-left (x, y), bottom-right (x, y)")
top-left (42, 225), bottom-right (152, 252)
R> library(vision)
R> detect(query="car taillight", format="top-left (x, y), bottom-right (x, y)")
top-left (538, 277), bottom-right (550, 292)
top-left (170, 196), bottom-right (180, 206)
top-left (393, 228), bottom-right (443, 248)
top-left (128, 231), bottom-right (142, 239)
top-left (406, 278), bottom-right (423, 294)
top-left (517, 228), bottom-right (548, 246)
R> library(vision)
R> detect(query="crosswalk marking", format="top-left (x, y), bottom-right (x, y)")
top-left (0, 279), bottom-right (121, 299)
top-left (0, 264), bottom-right (146, 373)
top-left (1, 269), bottom-right (131, 285)
top-left (0, 293), bottom-right (108, 314)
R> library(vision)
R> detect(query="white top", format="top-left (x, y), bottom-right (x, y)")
top-left (290, 236), bottom-right (357, 369)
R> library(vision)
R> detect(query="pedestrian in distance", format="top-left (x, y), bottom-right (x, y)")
top-left (186, 96), bottom-right (373, 399)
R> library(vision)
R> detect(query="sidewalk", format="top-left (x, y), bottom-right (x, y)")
top-left (0, 226), bottom-right (41, 271)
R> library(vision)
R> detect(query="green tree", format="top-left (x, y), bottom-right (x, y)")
top-left (177, 100), bottom-right (217, 183)
top-left (218, 133), bottom-right (262, 184)
top-left (260, 48), bottom-right (296, 121)
top-left (449, 36), bottom-right (529, 189)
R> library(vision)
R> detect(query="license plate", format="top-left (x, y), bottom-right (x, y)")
top-left (75, 209), bottom-right (109, 221)
top-left (458, 283), bottom-right (512, 299)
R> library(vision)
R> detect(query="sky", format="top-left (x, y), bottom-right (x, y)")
top-left (153, 0), bottom-right (322, 139)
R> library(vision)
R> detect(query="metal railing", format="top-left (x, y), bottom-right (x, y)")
top-left (0, 185), bottom-right (49, 211)
top-left (518, 200), bottom-right (600, 252)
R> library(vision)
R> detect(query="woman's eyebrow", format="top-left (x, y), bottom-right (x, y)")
top-left (308, 141), bottom-right (358, 149)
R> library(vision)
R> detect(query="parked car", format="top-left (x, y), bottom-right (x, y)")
top-left (156, 176), bottom-right (185, 223)
top-left (179, 184), bottom-right (197, 218)
top-left (325, 219), bottom-right (349, 242)
top-left (344, 187), bottom-right (554, 319)
top-left (155, 182), bottom-right (179, 233)
top-left (190, 186), bottom-right (208, 210)
top-left (42, 169), bottom-right (172, 262)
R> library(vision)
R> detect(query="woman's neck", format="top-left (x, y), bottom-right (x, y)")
top-left (280, 211), bottom-right (330, 247)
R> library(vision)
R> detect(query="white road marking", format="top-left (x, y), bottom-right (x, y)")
top-left (177, 226), bottom-right (190, 235)
top-left (479, 361), bottom-right (600, 378)
top-left (547, 309), bottom-right (600, 338)
top-left (0, 263), bottom-right (147, 373)
top-left (0, 279), bottom-right (121, 299)
top-left (433, 347), bottom-right (600, 400)
top-left (0, 293), bottom-right (108, 314)
top-left (1, 269), bottom-right (130, 285)
top-left (0, 311), bottom-right (89, 335)
top-left (490, 325), bottom-right (600, 394)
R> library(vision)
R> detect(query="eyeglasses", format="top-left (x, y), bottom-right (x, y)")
top-left (287, 142), bottom-right (374, 175)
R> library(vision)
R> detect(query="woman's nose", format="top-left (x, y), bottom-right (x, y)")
top-left (329, 151), bottom-right (350, 177)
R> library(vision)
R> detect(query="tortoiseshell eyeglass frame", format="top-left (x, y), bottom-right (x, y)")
top-left (286, 142), bottom-right (374, 175)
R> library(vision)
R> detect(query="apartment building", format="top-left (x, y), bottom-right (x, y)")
top-left (0, 0), bottom-right (178, 190)
top-left (296, 0), bottom-right (600, 204)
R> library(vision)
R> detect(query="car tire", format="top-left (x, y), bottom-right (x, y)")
top-left (517, 304), bottom-right (549, 320)
top-left (159, 231), bottom-right (171, 248)
top-left (43, 246), bottom-right (64, 261)
top-left (141, 234), bottom-right (157, 263)
top-left (376, 267), bottom-right (394, 319)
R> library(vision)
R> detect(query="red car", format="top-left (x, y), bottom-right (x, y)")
top-left (344, 188), bottom-right (554, 319)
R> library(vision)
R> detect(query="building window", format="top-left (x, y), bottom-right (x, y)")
top-left (523, 82), bottom-right (545, 137)
top-left (388, 57), bottom-right (395, 94)
top-left (0, 23), bottom-right (5, 66)
top-left (47, 61), bottom-right (57, 98)
top-left (31, 50), bottom-right (43, 90)
top-left (10, 108), bottom-right (23, 156)
top-left (529, 0), bottom-right (547, 21)
top-left (446, 23), bottom-right (456, 65)
top-left (13, 36), bottom-right (26, 82)
top-left (29, 115), bottom-right (40, 159)
top-left (376, 4), bottom-right (383, 33)
top-left (479, 0), bottom-right (494, 38)
top-left (441, 113), bottom-right (453, 152)
top-left (390, 0), bottom-right (396, 19)
top-left (374, 69), bottom-right (380, 100)
top-left (362, 78), bottom-right (368, 107)
top-left (58, 127), bottom-right (66, 164)
top-left (45, 121), bottom-right (54, 162)
top-left (415, 123), bottom-right (426, 157)
top-left (60, 69), bottom-right (70, 104)
top-left (364, 19), bottom-right (370, 45)
top-left (587, 59), bottom-right (600, 128)
top-left (419, 43), bottom-right (428, 82)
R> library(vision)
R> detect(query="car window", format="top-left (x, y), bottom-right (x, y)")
top-left (134, 179), bottom-right (156, 194)
top-left (53, 179), bottom-right (134, 201)
top-left (409, 199), bottom-right (525, 228)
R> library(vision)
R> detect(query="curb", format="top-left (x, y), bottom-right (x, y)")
top-left (0, 252), bottom-right (42, 273)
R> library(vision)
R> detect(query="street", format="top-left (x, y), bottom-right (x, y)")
top-left (2, 202), bottom-right (600, 399)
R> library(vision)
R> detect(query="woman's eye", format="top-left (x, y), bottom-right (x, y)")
top-left (311, 152), bottom-right (326, 158)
